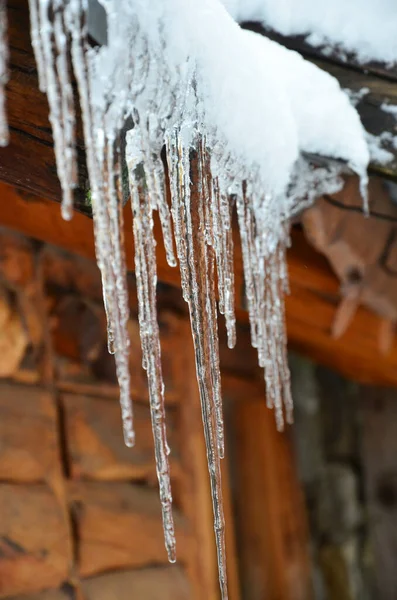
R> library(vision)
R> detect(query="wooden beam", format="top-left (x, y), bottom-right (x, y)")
top-left (2, 181), bottom-right (397, 388)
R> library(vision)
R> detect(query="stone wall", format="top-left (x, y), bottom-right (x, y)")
top-left (290, 353), bottom-right (374, 600)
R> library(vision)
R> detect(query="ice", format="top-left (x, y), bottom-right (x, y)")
top-left (126, 128), bottom-right (176, 562)
top-left (29, 0), bottom-right (78, 221)
top-left (222, 0), bottom-right (397, 65)
top-left (166, 125), bottom-right (228, 596)
top-left (65, 0), bottom-right (135, 447)
top-left (5, 1), bottom-right (373, 598)
top-left (0, 0), bottom-right (8, 146)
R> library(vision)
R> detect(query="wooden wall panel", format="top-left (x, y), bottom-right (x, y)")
top-left (0, 484), bottom-right (70, 598)
top-left (81, 567), bottom-right (191, 600)
top-left (0, 222), bottom-right (239, 600)
top-left (5, 569), bottom-right (191, 600)
top-left (62, 393), bottom-right (180, 481)
top-left (69, 482), bottom-right (192, 578)
top-left (0, 383), bottom-right (59, 482)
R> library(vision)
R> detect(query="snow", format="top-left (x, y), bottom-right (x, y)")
top-left (382, 102), bottom-right (397, 117)
top-left (242, 31), bottom-right (369, 177)
top-left (222, 0), bottom-right (397, 65)
top-left (366, 132), bottom-right (394, 165)
top-left (365, 103), bottom-right (397, 165)
top-left (345, 87), bottom-right (370, 108)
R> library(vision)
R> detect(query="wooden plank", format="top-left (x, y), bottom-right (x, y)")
top-left (0, 285), bottom-right (29, 377)
top-left (361, 388), bottom-right (397, 600)
top-left (68, 481), bottom-right (192, 577)
top-left (0, 383), bottom-right (59, 482)
top-left (62, 392), bottom-right (181, 481)
top-left (0, 484), bottom-right (70, 598)
top-left (224, 375), bottom-right (312, 600)
top-left (302, 177), bottom-right (397, 328)
top-left (80, 567), bottom-right (191, 600)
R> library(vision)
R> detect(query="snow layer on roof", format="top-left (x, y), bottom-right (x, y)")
top-left (222, 0), bottom-right (397, 65)
top-left (157, 2), bottom-right (369, 195)
top-left (160, 0), bottom-right (299, 196)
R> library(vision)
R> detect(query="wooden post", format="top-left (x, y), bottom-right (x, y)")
top-left (224, 375), bottom-right (312, 600)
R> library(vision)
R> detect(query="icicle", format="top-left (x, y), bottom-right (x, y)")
top-left (139, 118), bottom-right (176, 268)
top-left (236, 183), bottom-right (292, 429)
top-left (29, 0), bottom-right (78, 220)
top-left (66, 0), bottom-right (134, 447)
top-left (200, 141), bottom-right (236, 350)
top-left (167, 129), bottom-right (228, 599)
top-left (197, 139), bottom-right (225, 459)
top-left (28, 0), bottom-right (47, 91)
top-left (0, 0), bottom-right (8, 146)
top-left (126, 128), bottom-right (176, 563)
top-left (213, 177), bottom-right (236, 350)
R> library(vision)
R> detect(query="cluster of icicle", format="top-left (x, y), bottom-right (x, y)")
top-left (0, 1), bottom-right (368, 598)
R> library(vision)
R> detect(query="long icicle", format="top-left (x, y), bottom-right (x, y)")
top-left (126, 128), bottom-right (176, 563)
top-left (198, 139), bottom-right (225, 459)
top-left (67, 0), bottom-right (134, 446)
top-left (167, 128), bottom-right (228, 599)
